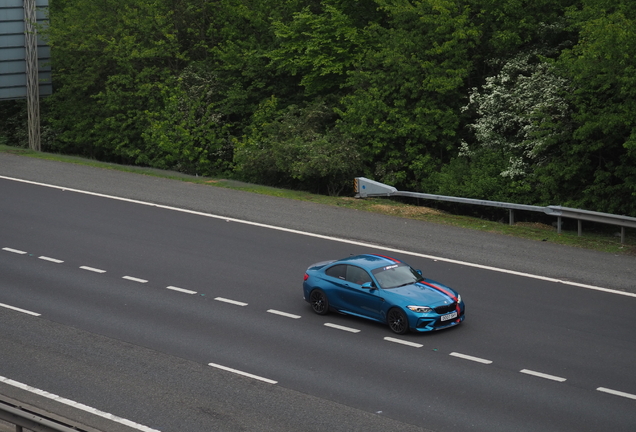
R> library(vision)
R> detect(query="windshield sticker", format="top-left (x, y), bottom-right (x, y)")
top-left (383, 264), bottom-right (398, 270)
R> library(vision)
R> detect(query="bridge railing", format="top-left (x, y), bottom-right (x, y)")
top-left (0, 397), bottom-right (87, 432)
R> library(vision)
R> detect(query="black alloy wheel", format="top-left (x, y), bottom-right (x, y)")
top-left (309, 289), bottom-right (329, 315)
top-left (387, 308), bottom-right (409, 334)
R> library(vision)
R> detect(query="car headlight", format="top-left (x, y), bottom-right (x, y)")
top-left (407, 305), bottom-right (432, 313)
top-left (457, 295), bottom-right (462, 303)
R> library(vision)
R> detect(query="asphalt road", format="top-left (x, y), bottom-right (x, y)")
top-left (1, 153), bottom-right (635, 432)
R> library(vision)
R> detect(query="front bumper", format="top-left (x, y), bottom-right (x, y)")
top-left (409, 303), bottom-right (465, 332)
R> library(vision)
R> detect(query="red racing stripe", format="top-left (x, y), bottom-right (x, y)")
top-left (419, 280), bottom-right (462, 322)
top-left (370, 254), bottom-right (400, 262)
top-left (419, 280), bottom-right (457, 302)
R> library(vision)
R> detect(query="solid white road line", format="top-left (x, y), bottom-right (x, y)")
top-left (214, 297), bottom-right (248, 306)
top-left (267, 309), bottom-right (301, 319)
top-left (122, 276), bottom-right (148, 283)
top-left (520, 369), bottom-right (567, 382)
top-left (597, 387), bottom-right (636, 400)
top-left (0, 302), bottom-right (41, 316)
top-left (208, 362), bottom-right (277, 384)
top-left (383, 337), bottom-right (423, 348)
top-left (3, 175), bottom-right (633, 299)
top-left (38, 256), bottom-right (64, 263)
top-left (80, 266), bottom-right (106, 274)
top-left (450, 352), bottom-right (493, 364)
top-left (2, 247), bottom-right (27, 254)
top-left (0, 375), bottom-right (161, 432)
top-left (324, 323), bottom-right (361, 333)
top-left (166, 286), bottom-right (197, 295)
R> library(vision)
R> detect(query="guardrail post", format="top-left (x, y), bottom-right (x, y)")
top-left (509, 209), bottom-right (514, 226)
top-left (621, 227), bottom-right (625, 244)
top-left (557, 217), bottom-right (562, 234)
top-left (16, 426), bottom-right (23, 432)
top-left (578, 220), bottom-right (582, 237)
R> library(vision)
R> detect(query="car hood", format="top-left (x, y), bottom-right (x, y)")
top-left (388, 279), bottom-right (458, 306)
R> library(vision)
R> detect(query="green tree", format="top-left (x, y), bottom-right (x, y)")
top-left (473, 0), bottom-right (577, 56)
top-left (270, 1), bottom-right (376, 97)
top-left (45, 0), bottom-right (185, 162)
top-left (234, 96), bottom-right (363, 195)
top-left (336, 0), bottom-right (479, 189)
top-left (142, 66), bottom-right (232, 175)
top-left (0, 101), bottom-right (28, 148)
top-left (551, 0), bottom-right (636, 214)
top-left (439, 0), bottom-right (578, 205)
top-left (208, 0), bottom-right (306, 129)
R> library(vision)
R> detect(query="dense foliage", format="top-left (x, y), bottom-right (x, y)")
top-left (2, 0), bottom-right (635, 214)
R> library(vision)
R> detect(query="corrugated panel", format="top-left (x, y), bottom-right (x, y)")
top-left (0, 0), bottom-right (51, 100)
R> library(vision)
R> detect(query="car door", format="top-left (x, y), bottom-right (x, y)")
top-left (323, 264), bottom-right (349, 310)
top-left (338, 265), bottom-right (385, 321)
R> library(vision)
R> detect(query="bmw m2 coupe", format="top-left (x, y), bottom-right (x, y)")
top-left (303, 254), bottom-right (465, 334)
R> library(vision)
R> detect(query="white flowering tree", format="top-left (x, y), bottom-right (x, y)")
top-left (462, 53), bottom-right (571, 180)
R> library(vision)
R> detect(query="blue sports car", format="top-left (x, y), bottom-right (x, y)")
top-left (303, 254), bottom-right (465, 334)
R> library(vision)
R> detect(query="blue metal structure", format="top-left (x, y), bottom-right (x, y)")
top-left (0, 0), bottom-right (51, 100)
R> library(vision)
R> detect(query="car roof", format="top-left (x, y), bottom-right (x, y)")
top-left (335, 254), bottom-right (403, 271)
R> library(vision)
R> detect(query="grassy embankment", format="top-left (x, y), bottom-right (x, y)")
top-left (2, 145), bottom-right (633, 255)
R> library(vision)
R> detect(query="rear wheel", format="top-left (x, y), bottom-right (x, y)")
top-left (309, 289), bottom-right (329, 315)
top-left (387, 308), bottom-right (409, 334)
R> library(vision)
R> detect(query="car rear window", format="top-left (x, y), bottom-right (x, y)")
top-left (326, 264), bottom-right (346, 280)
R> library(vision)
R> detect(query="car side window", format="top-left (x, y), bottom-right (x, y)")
top-left (326, 264), bottom-right (347, 280)
top-left (346, 265), bottom-right (373, 286)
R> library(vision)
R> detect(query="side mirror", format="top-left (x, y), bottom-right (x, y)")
top-left (416, 269), bottom-right (422, 275)
top-left (362, 282), bottom-right (376, 290)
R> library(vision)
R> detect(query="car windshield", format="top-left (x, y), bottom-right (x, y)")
top-left (372, 263), bottom-right (423, 289)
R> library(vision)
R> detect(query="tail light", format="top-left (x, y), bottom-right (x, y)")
top-left (303, 273), bottom-right (309, 281)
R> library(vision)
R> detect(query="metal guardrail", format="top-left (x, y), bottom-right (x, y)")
top-left (354, 177), bottom-right (636, 243)
top-left (0, 398), bottom-right (86, 432)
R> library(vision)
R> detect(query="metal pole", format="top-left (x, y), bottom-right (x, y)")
top-left (621, 227), bottom-right (625, 244)
top-left (24, 0), bottom-right (41, 152)
top-left (578, 220), bottom-right (582, 237)
top-left (557, 216), bottom-right (562, 234)
top-left (509, 209), bottom-right (514, 226)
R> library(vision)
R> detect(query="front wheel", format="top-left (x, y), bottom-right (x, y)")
top-left (387, 308), bottom-right (409, 334)
top-left (309, 289), bottom-right (329, 315)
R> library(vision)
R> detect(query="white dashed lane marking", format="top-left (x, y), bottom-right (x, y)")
top-left (450, 352), bottom-right (493, 364)
top-left (80, 266), bottom-right (106, 274)
top-left (597, 387), bottom-right (636, 400)
top-left (4, 238), bottom-right (632, 400)
top-left (122, 276), bottom-right (148, 283)
top-left (208, 362), bottom-right (277, 385)
top-left (267, 309), bottom-right (301, 319)
top-left (324, 323), bottom-right (361, 333)
top-left (383, 337), bottom-right (423, 348)
top-left (38, 256), bottom-right (64, 263)
top-left (214, 297), bottom-right (248, 306)
top-left (520, 369), bottom-right (567, 382)
top-left (166, 286), bottom-right (197, 295)
top-left (2, 247), bottom-right (27, 254)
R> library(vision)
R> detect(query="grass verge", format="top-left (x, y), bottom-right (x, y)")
top-left (2, 145), bottom-right (634, 255)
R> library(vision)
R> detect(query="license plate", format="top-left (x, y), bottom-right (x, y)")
top-left (441, 311), bottom-right (458, 321)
